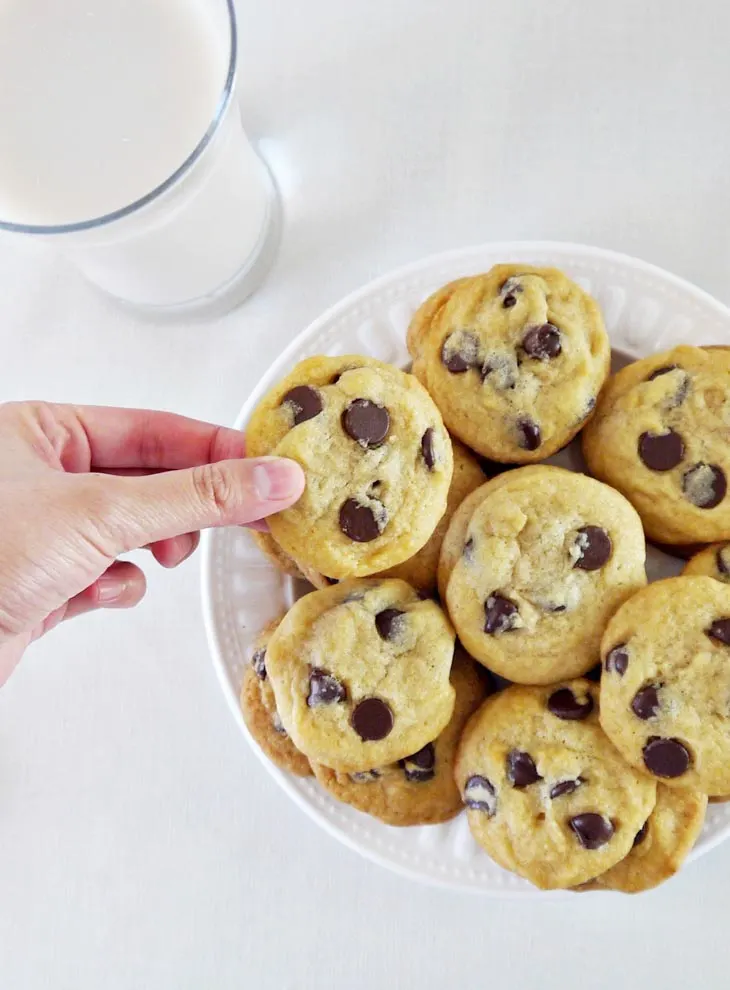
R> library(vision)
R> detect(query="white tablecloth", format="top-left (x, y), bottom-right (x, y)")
top-left (2, 1), bottom-right (730, 987)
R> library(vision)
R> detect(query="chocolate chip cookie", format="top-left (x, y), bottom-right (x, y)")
top-left (246, 356), bottom-right (453, 579)
top-left (310, 644), bottom-right (487, 826)
top-left (683, 543), bottom-right (730, 583)
top-left (407, 265), bottom-right (610, 463)
top-left (439, 465), bottom-right (647, 684)
top-left (454, 681), bottom-right (657, 889)
top-left (240, 618), bottom-right (312, 777)
top-left (583, 345), bottom-right (730, 546)
top-left (264, 579), bottom-right (456, 773)
top-left (580, 785), bottom-right (706, 893)
top-left (600, 576), bottom-right (730, 793)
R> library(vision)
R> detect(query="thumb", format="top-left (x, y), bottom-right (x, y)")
top-left (105, 456), bottom-right (305, 548)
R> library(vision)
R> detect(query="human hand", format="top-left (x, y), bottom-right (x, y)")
top-left (0, 401), bottom-right (305, 687)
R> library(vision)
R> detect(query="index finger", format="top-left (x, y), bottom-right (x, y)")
top-left (61, 404), bottom-right (247, 471)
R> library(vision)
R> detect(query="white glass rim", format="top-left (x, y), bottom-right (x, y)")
top-left (0, 0), bottom-right (238, 237)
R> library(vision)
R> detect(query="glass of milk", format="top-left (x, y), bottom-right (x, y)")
top-left (0, 0), bottom-right (279, 314)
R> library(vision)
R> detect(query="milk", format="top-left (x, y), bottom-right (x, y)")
top-left (0, 0), bottom-right (275, 310)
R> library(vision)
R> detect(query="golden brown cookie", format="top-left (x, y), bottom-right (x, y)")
top-left (600, 576), bottom-right (730, 793)
top-left (580, 786), bottom-right (706, 893)
top-left (265, 579), bottom-right (456, 773)
top-left (407, 265), bottom-right (610, 463)
top-left (439, 465), bottom-right (647, 684)
top-left (683, 543), bottom-right (730, 584)
top-left (246, 356), bottom-right (453, 579)
top-left (377, 439), bottom-right (487, 592)
top-left (310, 645), bottom-right (487, 826)
top-left (454, 681), bottom-right (656, 890)
top-left (583, 345), bottom-right (730, 546)
top-left (240, 619), bottom-right (312, 777)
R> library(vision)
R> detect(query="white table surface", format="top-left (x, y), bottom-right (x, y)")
top-left (2, 1), bottom-right (730, 987)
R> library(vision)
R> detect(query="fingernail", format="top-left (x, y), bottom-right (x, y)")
top-left (96, 574), bottom-right (126, 603)
top-left (252, 459), bottom-right (304, 501)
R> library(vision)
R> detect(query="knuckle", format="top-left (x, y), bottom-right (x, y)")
top-left (191, 463), bottom-right (238, 518)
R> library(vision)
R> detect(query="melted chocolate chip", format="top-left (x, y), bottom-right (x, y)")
top-left (638, 430), bottom-right (685, 471)
top-left (464, 775), bottom-right (497, 815)
top-left (281, 385), bottom-right (323, 425)
top-left (605, 644), bottom-right (629, 676)
top-left (682, 463), bottom-right (727, 509)
top-left (717, 546), bottom-right (730, 577)
top-left (350, 770), bottom-right (381, 783)
top-left (420, 428), bottom-right (436, 470)
top-left (517, 418), bottom-right (541, 451)
top-left (324, 576), bottom-right (339, 586)
top-left (569, 813), bottom-right (614, 850)
top-left (502, 292), bottom-right (518, 308)
top-left (401, 743), bottom-right (436, 782)
top-left (648, 365), bottom-right (678, 381)
top-left (339, 498), bottom-right (385, 542)
top-left (506, 750), bottom-right (541, 788)
top-left (441, 332), bottom-right (479, 373)
top-left (307, 667), bottom-right (347, 707)
top-left (484, 594), bottom-right (519, 634)
top-left (550, 778), bottom-right (583, 799)
top-left (632, 685), bottom-right (661, 720)
top-left (547, 688), bottom-right (594, 721)
top-left (633, 821), bottom-right (649, 847)
top-left (251, 648), bottom-right (267, 680)
top-left (375, 608), bottom-right (405, 641)
top-left (342, 399), bottom-right (390, 448)
top-left (707, 618), bottom-right (730, 645)
top-left (522, 324), bottom-right (562, 360)
top-left (351, 698), bottom-right (394, 741)
top-left (643, 737), bottom-right (691, 778)
top-left (573, 526), bottom-right (613, 571)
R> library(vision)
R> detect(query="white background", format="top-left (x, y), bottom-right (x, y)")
top-left (1, 1), bottom-right (729, 987)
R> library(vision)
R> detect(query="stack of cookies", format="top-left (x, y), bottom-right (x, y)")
top-left (239, 263), bottom-right (730, 893)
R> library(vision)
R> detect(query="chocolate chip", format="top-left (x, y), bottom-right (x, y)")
top-left (421, 428), bottom-right (436, 470)
top-left (638, 430), bottom-right (685, 471)
top-left (350, 770), bottom-right (381, 783)
top-left (506, 750), bottom-right (541, 788)
top-left (550, 778), bottom-right (583, 799)
top-left (463, 537), bottom-right (476, 562)
top-left (707, 618), bottom-right (730, 645)
top-left (503, 293), bottom-right (518, 308)
top-left (572, 525), bottom-right (613, 571)
top-left (324, 576), bottom-right (339, 586)
top-left (547, 688), bottom-right (594, 721)
top-left (464, 775), bottom-right (497, 815)
top-left (643, 737), bottom-right (691, 778)
top-left (251, 648), bottom-right (267, 680)
top-left (484, 594), bottom-right (519, 634)
top-left (307, 667), bottom-right (347, 707)
top-left (351, 698), bottom-right (394, 741)
top-left (569, 813), bottom-right (614, 850)
top-left (717, 546), bottom-right (730, 578)
top-left (401, 743), bottom-right (436, 783)
top-left (522, 324), bottom-right (562, 360)
top-left (682, 463), bottom-right (727, 509)
top-left (441, 332), bottom-right (479, 373)
top-left (480, 355), bottom-right (518, 390)
top-left (633, 821), bottom-right (649, 847)
top-left (281, 385), bottom-right (323, 425)
top-left (342, 399), bottom-right (390, 448)
top-left (375, 608), bottom-right (405, 641)
top-left (605, 644), bottom-right (629, 675)
top-left (517, 418), bottom-right (541, 451)
top-left (632, 685), bottom-right (660, 720)
top-left (339, 498), bottom-right (385, 542)
top-left (585, 664), bottom-right (602, 683)
top-left (648, 365), bottom-right (678, 381)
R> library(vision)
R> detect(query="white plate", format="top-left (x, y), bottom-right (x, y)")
top-left (202, 241), bottom-right (730, 895)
